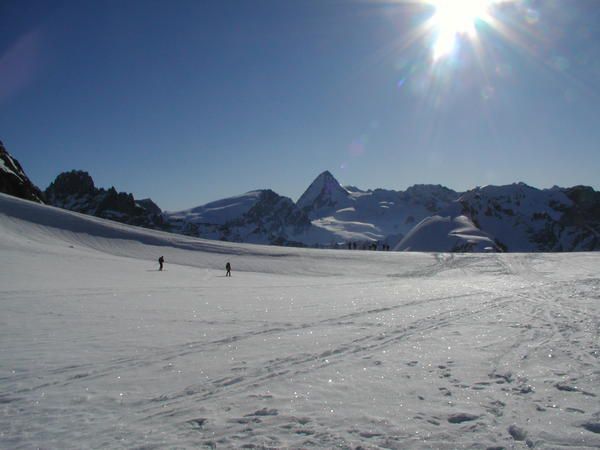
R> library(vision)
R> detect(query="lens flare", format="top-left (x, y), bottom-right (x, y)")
top-left (428, 0), bottom-right (492, 60)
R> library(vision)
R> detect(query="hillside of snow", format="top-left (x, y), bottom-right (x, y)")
top-left (2, 193), bottom-right (599, 449)
top-left (168, 191), bottom-right (266, 225)
top-left (458, 183), bottom-right (600, 252)
top-left (395, 215), bottom-right (498, 252)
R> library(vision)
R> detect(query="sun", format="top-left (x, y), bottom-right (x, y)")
top-left (428, 0), bottom-right (492, 60)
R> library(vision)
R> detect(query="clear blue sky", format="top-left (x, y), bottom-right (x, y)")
top-left (1, 0), bottom-right (599, 211)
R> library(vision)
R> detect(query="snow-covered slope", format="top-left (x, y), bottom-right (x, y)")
top-left (458, 183), bottom-right (600, 251)
top-left (165, 189), bottom-right (320, 246)
top-left (391, 183), bottom-right (600, 253)
top-left (295, 172), bottom-right (460, 248)
top-left (2, 193), bottom-right (600, 449)
top-left (395, 215), bottom-right (498, 252)
top-left (168, 190), bottom-right (266, 225)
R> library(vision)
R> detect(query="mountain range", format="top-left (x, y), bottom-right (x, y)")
top-left (1, 141), bottom-right (598, 252)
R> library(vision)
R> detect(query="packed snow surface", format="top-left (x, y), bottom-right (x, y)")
top-left (1, 193), bottom-right (599, 449)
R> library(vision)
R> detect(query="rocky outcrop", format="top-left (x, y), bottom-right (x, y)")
top-left (45, 170), bottom-right (166, 230)
top-left (0, 141), bottom-right (44, 203)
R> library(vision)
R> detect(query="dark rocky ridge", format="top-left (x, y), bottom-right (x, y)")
top-left (45, 170), bottom-right (166, 230)
top-left (0, 141), bottom-right (44, 203)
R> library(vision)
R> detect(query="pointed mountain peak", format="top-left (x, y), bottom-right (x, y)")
top-left (304, 170), bottom-right (344, 193)
top-left (314, 170), bottom-right (337, 182)
top-left (297, 170), bottom-right (350, 215)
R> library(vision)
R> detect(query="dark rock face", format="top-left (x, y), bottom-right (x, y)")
top-left (233, 189), bottom-right (311, 245)
top-left (136, 198), bottom-right (162, 215)
top-left (45, 170), bottom-right (95, 197)
top-left (560, 186), bottom-right (600, 250)
top-left (0, 141), bottom-right (44, 203)
top-left (402, 184), bottom-right (458, 213)
top-left (44, 170), bottom-right (166, 230)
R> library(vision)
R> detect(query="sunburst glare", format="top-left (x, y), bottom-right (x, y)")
top-left (428, 0), bottom-right (492, 60)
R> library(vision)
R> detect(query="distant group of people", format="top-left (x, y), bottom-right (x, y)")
top-left (347, 241), bottom-right (391, 251)
top-left (157, 256), bottom-right (232, 277)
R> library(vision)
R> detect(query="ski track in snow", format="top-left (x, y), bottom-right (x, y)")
top-left (1, 194), bottom-right (599, 449)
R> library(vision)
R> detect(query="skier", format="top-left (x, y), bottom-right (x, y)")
top-left (158, 256), bottom-right (165, 271)
top-left (225, 262), bottom-right (231, 277)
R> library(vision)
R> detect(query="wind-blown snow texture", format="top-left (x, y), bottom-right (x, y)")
top-left (1, 193), bottom-right (599, 449)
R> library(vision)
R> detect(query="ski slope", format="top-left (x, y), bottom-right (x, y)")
top-left (1, 193), bottom-right (599, 449)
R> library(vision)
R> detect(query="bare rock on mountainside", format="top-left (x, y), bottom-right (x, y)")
top-left (44, 170), bottom-right (166, 230)
top-left (166, 189), bottom-right (312, 246)
top-left (458, 183), bottom-right (600, 251)
top-left (0, 141), bottom-right (44, 203)
top-left (297, 170), bottom-right (352, 218)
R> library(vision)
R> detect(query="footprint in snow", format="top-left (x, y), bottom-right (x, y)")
top-left (187, 418), bottom-right (207, 429)
top-left (447, 413), bottom-right (479, 423)
top-left (245, 407), bottom-right (278, 417)
top-left (508, 424), bottom-right (527, 441)
top-left (580, 421), bottom-right (600, 434)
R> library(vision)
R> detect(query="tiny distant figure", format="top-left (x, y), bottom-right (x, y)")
top-left (158, 256), bottom-right (165, 271)
top-left (225, 262), bottom-right (231, 277)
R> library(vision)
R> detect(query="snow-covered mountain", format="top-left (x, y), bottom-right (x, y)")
top-left (0, 141), bottom-right (44, 203)
top-left (45, 170), bottom-right (166, 230)
top-left (167, 172), bottom-right (462, 248)
top-left (304, 178), bottom-right (460, 248)
top-left (393, 182), bottom-right (600, 252)
top-left (456, 183), bottom-right (600, 251)
top-left (296, 170), bottom-right (353, 218)
top-left (2, 140), bottom-right (599, 252)
top-left (166, 189), bottom-right (317, 246)
top-left (42, 169), bottom-right (600, 252)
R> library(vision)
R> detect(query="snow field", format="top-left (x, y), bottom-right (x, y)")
top-left (1, 194), bottom-right (599, 449)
